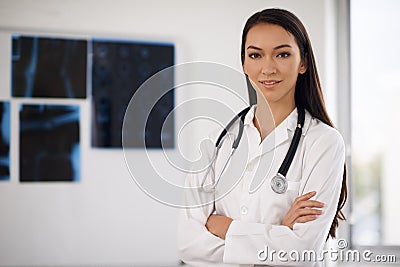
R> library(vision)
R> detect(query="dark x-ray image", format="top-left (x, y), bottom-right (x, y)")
top-left (91, 39), bottom-right (174, 148)
top-left (19, 104), bottom-right (80, 182)
top-left (0, 102), bottom-right (10, 181)
top-left (12, 35), bottom-right (87, 98)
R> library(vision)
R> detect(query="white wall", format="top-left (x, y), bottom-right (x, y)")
top-left (0, 0), bottom-right (334, 265)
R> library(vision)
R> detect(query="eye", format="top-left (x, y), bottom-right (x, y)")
top-left (248, 53), bottom-right (261, 59)
top-left (277, 52), bottom-right (291, 58)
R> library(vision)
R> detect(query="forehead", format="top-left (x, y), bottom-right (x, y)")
top-left (246, 23), bottom-right (297, 48)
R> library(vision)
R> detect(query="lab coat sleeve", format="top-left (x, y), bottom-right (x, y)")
top-left (223, 128), bottom-right (345, 266)
top-left (177, 171), bottom-right (227, 266)
top-left (177, 129), bottom-right (231, 266)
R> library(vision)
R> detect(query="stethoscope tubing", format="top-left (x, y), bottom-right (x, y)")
top-left (200, 106), bottom-right (304, 194)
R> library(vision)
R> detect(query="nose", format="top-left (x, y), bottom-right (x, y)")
top-left (261, 57), bottom-right (277, 75)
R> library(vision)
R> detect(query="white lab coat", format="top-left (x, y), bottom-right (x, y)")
top-left (178, 106), bottom-right (345, 267)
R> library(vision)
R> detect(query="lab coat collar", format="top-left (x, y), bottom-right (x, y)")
top-left (245, 106), bottom-right (312, 161)
top-left (243, 105), bottom-right (311, 135)
top-left (287, 108), bottom-right (312, 136)
top-left (243, 105), bottom-right (256, 126)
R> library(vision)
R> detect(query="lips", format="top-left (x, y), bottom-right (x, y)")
top-left (259, 80), bottom-right (281, 89)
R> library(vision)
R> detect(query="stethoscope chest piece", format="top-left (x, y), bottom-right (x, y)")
top-left (270, 173), bottom-right (288, 194)
top-left (269, 107), bottom-right (305, 194)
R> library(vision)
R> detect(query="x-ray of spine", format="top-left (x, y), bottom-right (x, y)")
top-left (91, 40), bottom-right (174, 148)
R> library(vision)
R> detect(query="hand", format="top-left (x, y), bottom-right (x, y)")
top-left (205, 214), bottom-right (233, 240)
top-left (281, 191), bottom-right (324, 229)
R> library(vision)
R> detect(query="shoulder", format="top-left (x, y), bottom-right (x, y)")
top-left (304, 111), bottom-right (345, 152)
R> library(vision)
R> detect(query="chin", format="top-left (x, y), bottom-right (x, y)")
top-left (259, 93), bottom-right (281, 104)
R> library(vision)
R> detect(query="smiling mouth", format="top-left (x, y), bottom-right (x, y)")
top-left (259, 80), bottom-right (281, 87)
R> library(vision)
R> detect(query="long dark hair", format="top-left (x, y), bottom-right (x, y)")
top-left (241, 8), bottom-right (347, 239)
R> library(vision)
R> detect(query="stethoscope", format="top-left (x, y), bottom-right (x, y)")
top-left (200, 105), bottom-right (305, 194)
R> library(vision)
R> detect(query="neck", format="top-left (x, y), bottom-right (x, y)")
top-left (253, 98), bottom-right (296, 141)
top-left (268, 101), bottom-right (296, 127)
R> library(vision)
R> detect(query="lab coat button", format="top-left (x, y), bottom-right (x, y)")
top-left (241, 206), bottom-right (248, 215)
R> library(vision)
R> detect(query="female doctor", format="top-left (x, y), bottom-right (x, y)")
top-left (178, 8), bottom-right (347, 266)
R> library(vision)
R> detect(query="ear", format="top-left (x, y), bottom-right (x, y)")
top-left (299, 57), bottom-right (308, 74)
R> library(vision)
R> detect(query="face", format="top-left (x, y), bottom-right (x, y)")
top-left (243, 23), bottom-right (307, 107)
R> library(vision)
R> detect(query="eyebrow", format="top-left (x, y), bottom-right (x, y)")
top-left (247, 44), bottom-right (292, 50)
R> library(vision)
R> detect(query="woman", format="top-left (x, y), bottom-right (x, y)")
top-left (178, 8), bottom-right (347, 266)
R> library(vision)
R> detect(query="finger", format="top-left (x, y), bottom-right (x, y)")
top-left (297, 200), bottom-right (325, 209)
top-left (295, 191), bottom-right (316, 202)
top-left (295, 215), bottom-right (319, 223)
top-left (292, 200), bottom-right (324, 212)
top-left (294, 208), bottom-right (323, 218)
top-left (286, 208), bottom-right (319, 224)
